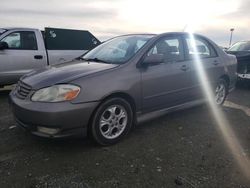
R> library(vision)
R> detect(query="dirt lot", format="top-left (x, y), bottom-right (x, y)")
top-left (0, 85), bottom-right (250, 188)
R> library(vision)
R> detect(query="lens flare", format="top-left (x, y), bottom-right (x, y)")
top-left (187, 31), bottom-right (250, 179)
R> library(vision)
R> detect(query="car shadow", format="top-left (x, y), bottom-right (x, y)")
top-left (0, 90), bottom-right (11, 96)
top-left (236, 81), bottom-right (250, 90)
top-left (0, 90), bottom-right (11, 102)
top-left (13, 107), bottom-right (200, 152)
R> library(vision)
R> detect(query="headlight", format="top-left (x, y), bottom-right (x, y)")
top-left (31, 84), bottom-right (80, 102)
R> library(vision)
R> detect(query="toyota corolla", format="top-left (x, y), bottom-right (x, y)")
top-left (9, 32), bottom-right (237, 145)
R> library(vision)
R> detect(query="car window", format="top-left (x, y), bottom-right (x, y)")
top-left (83, 35), bottom-right (154, 64)
top-left (228, 41), bottom-right (250, 51)
top-left (1, 31), bottom-right (38, 50)
top-left (147, 37), bottom-right (184, 63)
top-left (135, 40), bottom-right (148, 53)
top-left (185, 37), bottom-right (217, 59)
top-left (109, 39), bottom-right (148, 60)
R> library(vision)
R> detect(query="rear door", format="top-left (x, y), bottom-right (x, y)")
top-left (44, 28), bottom-right (101, 65)
top-left (0, 30), bottom-right (47, 85)
top-left (183, 35), bottom-right (225, 100)
top-left (141, 35), bottom-right (193, 113)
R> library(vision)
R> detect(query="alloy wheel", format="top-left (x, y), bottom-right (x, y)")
top-left (99, 105), bottom-right (128, 139)
top-left (215, 83), bottom-right (226, 105)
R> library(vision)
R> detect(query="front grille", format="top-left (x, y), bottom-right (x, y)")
top-left (247, 64), bottom-right (250, 74)
top-left (237, 59), bottom-right (250, 74)
top-left (15, 81), bottom-right (32, 99)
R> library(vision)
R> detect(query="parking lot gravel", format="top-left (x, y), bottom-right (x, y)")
top-left (0, 85), bottom-right (250, 188)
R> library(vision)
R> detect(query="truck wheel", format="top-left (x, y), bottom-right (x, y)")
top-left (214, 79), bottom-right (228, 105)
top-left (91, 98), bottom-right (133, 145)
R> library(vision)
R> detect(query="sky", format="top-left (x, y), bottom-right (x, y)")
top-left (1, 0), bottom-right (249, 47)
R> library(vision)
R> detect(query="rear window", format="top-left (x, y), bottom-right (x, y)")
top-left (228, 41), bottom-right (250, 51)
top-left (185, 37), bottom-right (217, 59)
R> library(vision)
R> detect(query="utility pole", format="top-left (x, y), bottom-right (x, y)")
top-left (229, 28), bottom-right (235, 47)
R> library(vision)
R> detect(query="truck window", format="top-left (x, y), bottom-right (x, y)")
top-left (44, 28), bottom-right (100, 50)
top-left (1, 31), bottom-right (38, 50)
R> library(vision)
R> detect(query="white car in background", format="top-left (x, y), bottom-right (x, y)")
top-left (0, 27), bottom-right (100, 87)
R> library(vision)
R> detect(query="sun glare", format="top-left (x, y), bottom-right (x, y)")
top-left (118, 0), bottom-right (239, 33)
top-left (187, 30), bottom-right (250, 180)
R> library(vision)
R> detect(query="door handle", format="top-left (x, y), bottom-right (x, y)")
top-left (34, 55), bottom-right (43, 60)
top-left (213, 60), bottom-right (219, 66)
top-left (180, 65), bottom-right (189, 71)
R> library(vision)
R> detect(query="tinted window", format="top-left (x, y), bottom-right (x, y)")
top-left (148, 37), bottom-right (184, 63)
top-left (185, 37), bottom-right (217, 59)
top-left (44, 28), bottom-right (100, 50)
top-left (1, 31), bottom-right (37, 50)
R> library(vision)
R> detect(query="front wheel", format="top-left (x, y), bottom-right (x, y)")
top-left (91, 98), bottom-right (133, 145)
top-left (214, 79), bottom-right (228, 105)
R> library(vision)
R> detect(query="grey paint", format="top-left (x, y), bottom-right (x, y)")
top-left (9, 32), bottom-right (237, 138)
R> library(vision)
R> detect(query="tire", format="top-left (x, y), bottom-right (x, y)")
top-left (214, 79), bottom-right (228, 105)
top-left (91, 97), bottom-right (133, 145)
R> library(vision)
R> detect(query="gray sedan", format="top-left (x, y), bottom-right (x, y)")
top-left (9, 32), bottom-right (237, 145)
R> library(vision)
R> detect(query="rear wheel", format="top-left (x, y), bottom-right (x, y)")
top-left (214, 79), bottom-right (228, 105)
top-left (91, 98), bottom-right (133, 145)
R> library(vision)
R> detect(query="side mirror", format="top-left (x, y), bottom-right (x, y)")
top-left (142, 54), bottom-right (164, 66)
top-left (0, 42), bottom-right (9, 50)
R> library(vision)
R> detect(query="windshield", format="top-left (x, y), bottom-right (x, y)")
top-left (228, 41), bottom-right (250, 51)
top-left (0, 28), bottom-right (7, 36)
top-left (82, 35), bottom-right (154, 64)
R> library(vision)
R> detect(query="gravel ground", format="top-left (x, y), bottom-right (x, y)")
top-left (0, 85), bottom-right (250, 188)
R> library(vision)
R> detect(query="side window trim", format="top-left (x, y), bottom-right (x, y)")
top-left (0, 31), bottom-right (38, 51)
top-left (183, 35), bottom-right (218, 60)
top-left (174, 36), bottom-right (185, 63)
top-left (141, 35), bottom-right (186, 66)
top-left (197, 37), bottom-right (218, 58)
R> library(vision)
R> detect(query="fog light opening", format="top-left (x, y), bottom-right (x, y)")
top-left (37, 126), bottom-right (60, 135)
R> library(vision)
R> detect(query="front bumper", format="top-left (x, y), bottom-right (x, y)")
top-left (9, 92), bottom-right (99, 138)
top-left (238, 73), bottom-right (250, 80)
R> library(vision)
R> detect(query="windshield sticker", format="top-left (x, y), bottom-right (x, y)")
top-left (49, 30), bottom-right (57, 38)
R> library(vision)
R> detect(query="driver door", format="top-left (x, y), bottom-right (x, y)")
top-left (141, 36), bottom-right (192, 113)
top-left (0, 30), bottom-right (47, 85)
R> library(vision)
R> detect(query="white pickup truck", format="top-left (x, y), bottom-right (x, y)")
top-left (0, 27), bottom-right (100, 87)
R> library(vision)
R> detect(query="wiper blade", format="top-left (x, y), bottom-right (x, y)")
top-left (81, 57), bottom-right (111, 64)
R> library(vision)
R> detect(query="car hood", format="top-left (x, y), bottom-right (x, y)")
top-left (21, 60), bottom-right (119, 89)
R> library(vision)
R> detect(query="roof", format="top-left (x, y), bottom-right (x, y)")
top-left (2, 27), bottom-right (38, 30)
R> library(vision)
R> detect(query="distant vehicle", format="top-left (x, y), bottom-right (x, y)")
top-left (226, 41), bottom-right (250, 83)
top-left (0, 27), bottom-right (100, 87)
top-left (10, 32), bottom-right (237, 145)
